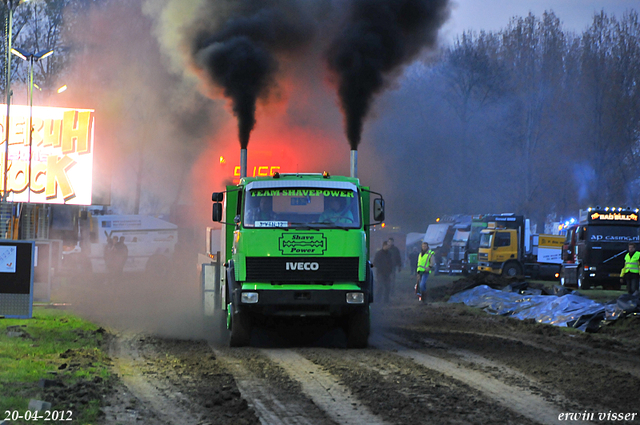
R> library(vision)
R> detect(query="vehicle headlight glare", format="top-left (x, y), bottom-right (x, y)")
top-left (241, 292), bottom-right (259, 304)
top-left (346, 292), bottom-right (364, 304)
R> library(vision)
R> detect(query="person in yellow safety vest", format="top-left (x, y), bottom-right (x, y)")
top-left (416, 242), bottom-right (435, 303)
top-left (620, 242), bottom-right (640, 295)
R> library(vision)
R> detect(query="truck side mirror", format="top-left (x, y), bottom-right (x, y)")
top-left (373, 198), bottom-right (385, 222)
top-left (212, 192), bottom-right (224, 202)
top-left (212, 203), bottom-right (223, 222)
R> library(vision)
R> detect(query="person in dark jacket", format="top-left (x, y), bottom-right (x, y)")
top-left (104, 235), bottom-right (117, 281)
top-left (114, 236), bottom-right (128, 275)
top-left (373, 241), bottom-right (394, 303)
top-left (387, 238), bottom-right (402, 295)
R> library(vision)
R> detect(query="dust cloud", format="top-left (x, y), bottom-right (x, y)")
top-left (49, 0), bottom-right (452, 340)
top-left (48, 0), bottom-right (219, 339)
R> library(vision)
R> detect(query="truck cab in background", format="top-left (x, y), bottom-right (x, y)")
top-left (423, 215), bottom-right (471, 274)
top-left (447, 228), bottom-right (470, 275)
top-left (463, 214), bottom-right (515, 275)
top-left (561, 207), bottom-right (640, 290)
top-left (477, 214), bottom-right (563, 279)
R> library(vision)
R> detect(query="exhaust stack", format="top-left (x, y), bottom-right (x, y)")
top-left (240, 149), bottom-right (247, 178)
top-left (350, 150), bottom-right (358, 178)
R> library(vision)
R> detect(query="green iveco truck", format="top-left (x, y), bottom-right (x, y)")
top-left (211, 171), bottom-right (384, 347)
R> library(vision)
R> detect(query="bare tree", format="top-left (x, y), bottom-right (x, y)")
top-left (579, 11), bottom-right (640, 205)
top-left (437, 30), bottom-right (507, 212)
top-left (498, 12), bottom-right (570, 222)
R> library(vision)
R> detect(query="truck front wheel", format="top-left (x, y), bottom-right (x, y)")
top-left (229, 309), bottom-right (252, 347)
top-left (502, 262), bottom-right (522, 278)
top-left (345, 311), bottom-right (370, 349)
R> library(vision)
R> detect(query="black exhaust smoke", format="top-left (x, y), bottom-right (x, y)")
top-left (326, 0), bottom-right (450, 150)
top-left (192, 1), bottom-right (316, 150)
top-left (200, 36), bottom-right (275, 149)
top-left (186, 0), bottom-right (449, 168)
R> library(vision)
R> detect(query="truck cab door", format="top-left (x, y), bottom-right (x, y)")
top-left (576, 225), bottom-right (587, 264)
top-left (492, 231), bottom-right (515, 263)
top-left (562, 227), bottom-right (577, 263)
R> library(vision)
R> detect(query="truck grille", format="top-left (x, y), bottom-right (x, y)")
top-left (478, 253), bottom-right (488, 261)
top-left (245, 257), bottom-right (359, 282)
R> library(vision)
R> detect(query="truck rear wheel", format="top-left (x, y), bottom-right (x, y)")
top-left (346, 311), bottom-right (370, 349)
top-left (502, 262), bottom-right (522, 278)
top-left (577, 269), bottom-right (591, 290)
top-left (229, 309), bottom-right (252, 347)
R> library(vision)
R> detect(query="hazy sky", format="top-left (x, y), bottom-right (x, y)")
top-left (440, 0), bottom-right (637, 42)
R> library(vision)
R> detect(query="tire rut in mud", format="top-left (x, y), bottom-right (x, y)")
top-left (103, 289), bottom-right (640, 425)
top-left (375, 301), bottom-right (640, 425)
top-left (372, 334), bottom-right (590, 425)
top-left (210, 346), bottom-right (339, 425)
top-left (398, 326), bottom-right (640, 421)
top-left (259, 348), bottom-right (388, 425)
top-left (296, 344), bottom-right (539, 425)
top-left (106, 333), bottom-right (259, 425)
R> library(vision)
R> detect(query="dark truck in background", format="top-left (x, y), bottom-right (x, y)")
top-left (561, 207), bottom-right (640, 290)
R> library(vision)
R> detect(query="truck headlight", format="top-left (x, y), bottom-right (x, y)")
top-left (346, 292), bottom-right (364, 304)
top-left (241, 292), bottom-right (259, 304)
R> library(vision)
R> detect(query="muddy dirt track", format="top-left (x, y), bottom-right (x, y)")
top-left (56, 273), bottom-right (640, 425)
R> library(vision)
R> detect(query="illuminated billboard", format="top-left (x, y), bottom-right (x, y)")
top-left (220, 149), bottom-right (294, 184)
top-left (0, 105), bottom-right (95, 205)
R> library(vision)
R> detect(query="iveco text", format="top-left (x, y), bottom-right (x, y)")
top-left (286, 262), bottom-right (320, 270)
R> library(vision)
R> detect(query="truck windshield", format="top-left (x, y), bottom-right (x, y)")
top-left (586, 225), bottom-right (640, 243)
top-left (468, 222), bottom-right (488, 252)
top-left (479, 233), bottom-right (493, 248)
top-left (243, 187), bottom-right (361, 229)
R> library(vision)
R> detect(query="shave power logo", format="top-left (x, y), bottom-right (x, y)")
top-left (279, 233), bottom-right (327, 255)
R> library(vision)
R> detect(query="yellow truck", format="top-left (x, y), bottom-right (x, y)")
top-left (477, 214), bottom-right (564, 279)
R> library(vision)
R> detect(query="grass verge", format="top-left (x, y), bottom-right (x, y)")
top-left (0, 306), bottom-right (114, 425)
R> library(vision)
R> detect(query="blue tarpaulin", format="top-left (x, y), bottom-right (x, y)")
top-left (447, 284), bottom-right (638, 332)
